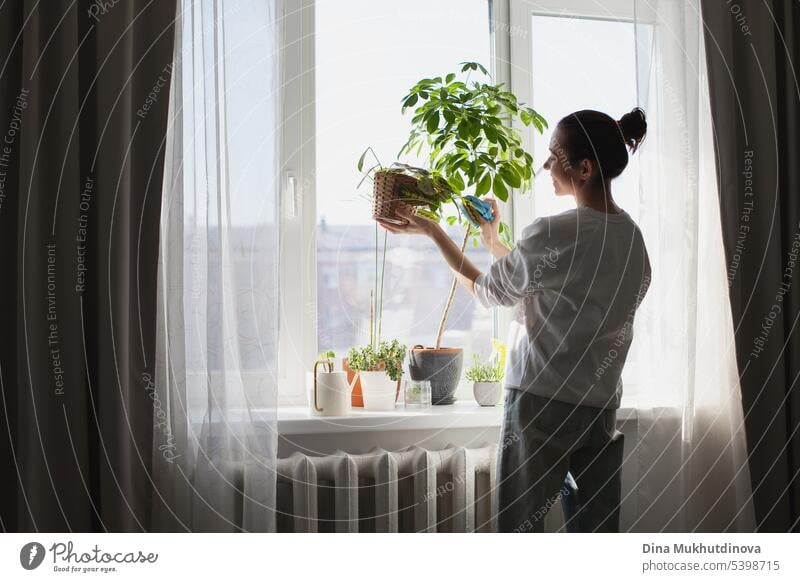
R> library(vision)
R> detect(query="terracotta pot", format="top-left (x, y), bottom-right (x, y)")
top-left (342, 358), bottom-right (364, 407)
top-left (407, 345), bottom-right (463, 405)
top-left (343, 358), bottom-right (400, 408)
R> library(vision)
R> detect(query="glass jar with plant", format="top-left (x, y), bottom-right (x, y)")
top-left (466, 340), bottom-right (506, 407)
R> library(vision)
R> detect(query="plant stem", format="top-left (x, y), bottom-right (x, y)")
top-left (369, 289), bottom-right (374, 349)
top-left (434, 228), bottom-right (470, 349)
top-left (377, 229), bottom-right (388, 346)
top-left (374, 221), bottom-right (378, 349)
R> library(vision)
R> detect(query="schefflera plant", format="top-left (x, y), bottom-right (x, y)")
top-left (399, 61), bottom-right (547, 249)
top-left (399, 62), bottom-right (547, 350)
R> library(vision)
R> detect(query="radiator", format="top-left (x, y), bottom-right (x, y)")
top-left (273, 445), bottom-right (498, 533)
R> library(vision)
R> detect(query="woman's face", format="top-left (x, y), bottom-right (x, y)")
top-left (542, 127), bottom-right (589, 196)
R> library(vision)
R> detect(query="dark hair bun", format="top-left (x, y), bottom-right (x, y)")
top-left (618, 107), bottom-right (647, 153)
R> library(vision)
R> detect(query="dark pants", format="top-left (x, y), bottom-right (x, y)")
top-left (497, 389), bottom-right (625, 532)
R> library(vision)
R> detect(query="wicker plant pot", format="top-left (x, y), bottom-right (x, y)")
top-left (371, 170), bottom-right (425, 225)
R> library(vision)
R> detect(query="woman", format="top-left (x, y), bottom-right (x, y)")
top-left (379, 108), bottom-right (651, 532)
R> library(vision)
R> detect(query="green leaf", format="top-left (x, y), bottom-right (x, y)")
top-left (357, 149), bottom-right (368, 172)
top-left (484, 124), bottom-right (499, 143)
top-left (446, 73), bottom-right (455, 84)
top-left (499, 222), bottom-right (513, 249)
top-left (403, 94), bottom-right (419, 109)
top-left (427, 111), bottom-right (439, 134)
top-left (499, 165), bottom-right (521, 188)
top-left (475, 172), bottom-right (492, 196)
top-left (492, 175), bottom-right (509, 201)
top-left (416, 208), bottom-right (440, 221)
top-left (469, 120), bottom-right (481, 138)
top-left (536, 112), bottom-right (549, 129)
top-left (448, 171), bottom-right (465, 192)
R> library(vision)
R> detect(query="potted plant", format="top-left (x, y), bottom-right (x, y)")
top-left (466, 340), bottom-right (506, 407)
top-left (397, 62), bottom-right (546, 405)
top-left (346, 339), bottom-right (407, 410)
top-left (342, 215), bottom-right (395, 407)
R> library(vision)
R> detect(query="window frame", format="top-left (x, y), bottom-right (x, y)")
top-left (278, 0), bottom-right (317, 404)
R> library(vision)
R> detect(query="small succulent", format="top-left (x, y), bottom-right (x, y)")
top-left (465, 340), bottom-right (506, 383)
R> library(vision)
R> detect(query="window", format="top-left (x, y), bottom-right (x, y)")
top-left (279, 0), bottom-right (496, 403)
top-left (280, 0), bottom-right (649, 407)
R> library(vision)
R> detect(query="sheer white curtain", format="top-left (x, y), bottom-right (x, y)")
top-left (625, 0), bottom-right (755, 532)
top-left (152, 0), bottom-right (281, 532)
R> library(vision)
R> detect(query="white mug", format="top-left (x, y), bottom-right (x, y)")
top-left (312, 361), bottom-right (350, 417)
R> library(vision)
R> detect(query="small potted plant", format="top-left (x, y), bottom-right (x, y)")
top-left (346, 339), bottom-right (407, 411)
top-left (466, 340), bottom-right (506, 407)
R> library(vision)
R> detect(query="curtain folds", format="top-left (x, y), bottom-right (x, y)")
top-left (701, 0), bottom-right (800, 532)
top-left (0, 1), bottom-right (176, 531)
top-left (624, 0), bottom-right (755, 532)
top-left (153, 0), bottom-right (281, 532)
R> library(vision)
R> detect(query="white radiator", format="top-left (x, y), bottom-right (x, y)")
top-left (273, 445), bottom-right (498, 532)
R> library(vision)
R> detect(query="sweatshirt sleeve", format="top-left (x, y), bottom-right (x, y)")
top-left (474, 216), bottom-right (581, 308)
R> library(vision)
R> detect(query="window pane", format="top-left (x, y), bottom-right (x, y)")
top-left (530, 15), bottom-right (642, 217)
top-left (530, 15), bottom-right (650, 406)
top-left (315, 0), bottom-right (493, 379)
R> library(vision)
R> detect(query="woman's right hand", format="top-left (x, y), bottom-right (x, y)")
top-left (478, 197), bottom-right (502, 248)
top-left (478, 198), bottom-right (512, 259)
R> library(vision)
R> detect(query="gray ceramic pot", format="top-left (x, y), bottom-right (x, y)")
top-left (407, 346), bottom-right (463, 405)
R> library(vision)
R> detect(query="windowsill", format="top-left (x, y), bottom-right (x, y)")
top-left (278, 401), bottom-right (638, 436)
top-left (278, 401), bottom-right (502, 435)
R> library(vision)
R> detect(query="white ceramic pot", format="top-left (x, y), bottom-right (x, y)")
top-left (358, 370), bottom-right (398, 411)
top-left (473, 381), bottom-right (502, 407)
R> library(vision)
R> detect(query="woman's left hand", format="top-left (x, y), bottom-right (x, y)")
top-left (376, 206), bottom-right (440, 236)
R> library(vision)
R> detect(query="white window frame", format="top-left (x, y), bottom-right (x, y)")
top-left (278, 0), bottom-right (317, 404)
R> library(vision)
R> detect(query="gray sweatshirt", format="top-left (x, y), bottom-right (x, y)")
top-left (474, 207), bottom-right (651, 409)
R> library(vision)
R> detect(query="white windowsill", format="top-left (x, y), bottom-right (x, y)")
top-left (278, 401), bottom-right (503, 435)
top-left (277, 401), bottom-right (638, 436)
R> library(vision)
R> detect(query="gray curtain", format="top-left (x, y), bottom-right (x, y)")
top-left (701, 1), bottom-right (800, 532)
top-left (0, 1), bottom-right (176, 531)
